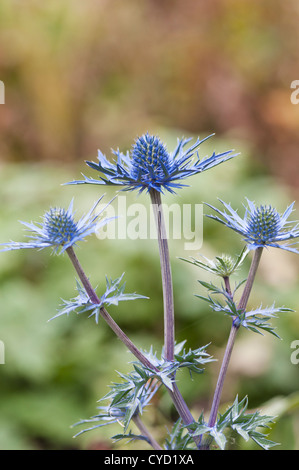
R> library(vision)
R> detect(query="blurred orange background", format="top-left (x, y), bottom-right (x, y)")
top-left (1, 0), bottom-right (298, 189)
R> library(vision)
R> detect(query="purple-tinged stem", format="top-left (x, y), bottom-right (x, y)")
top-left (66, 246), bottom-right (154, 370)
top-left (149, 190), bottom-right (202, 447)
top-left (132, 415), bottom-right (162, 450)
top-left (202, 247), bottom-right (263, 449)
top-left (223, 276), bottom-right (232, 298)
top-left (66, 246), bottom-right (200, 446)
top-left (238, 247), bottom-right (263, 312)
top-left (150, 189), bottom-right (175, 362)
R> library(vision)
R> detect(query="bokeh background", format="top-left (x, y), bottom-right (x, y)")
top-left (0, 0), bottom-right (299, 450)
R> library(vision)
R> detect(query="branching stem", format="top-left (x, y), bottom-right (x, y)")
top-left (202, 247), bottom-right (263, 449)
top-left (66, 246), bottom-right (200, 446)
top-left (149, 190), bottom-right (202, 448)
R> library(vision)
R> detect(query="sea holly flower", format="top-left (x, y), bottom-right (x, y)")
top-left (0, 197), bottom-right (112, 254)
top-left (68, 132), bottom-right (237, 194)
top-left (206, 199), bottom-right (299, 253)
top-left (68, 132), bottom-right (237, 367)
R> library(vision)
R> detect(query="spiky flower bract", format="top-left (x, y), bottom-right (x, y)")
top-left (68, 132), bottom-right (237, 194)
top-left (50, 274), bottom-right (149, 323)
top-left (206, 199), bottom-right (299, 252)
top-left (0, 197), bottom-right (112, 254)
top-left (181, 247), bottom-right (249, 279)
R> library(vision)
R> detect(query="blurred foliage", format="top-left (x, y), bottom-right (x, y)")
top-left (0, 0), bottom-right (299, 450)
top-left (0, 0), bottom-right (299, 189)
top-left (1, 134), bottom-right (299, 450)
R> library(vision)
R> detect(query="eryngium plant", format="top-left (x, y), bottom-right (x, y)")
top-left (1, 133), bottom-right (298, 451)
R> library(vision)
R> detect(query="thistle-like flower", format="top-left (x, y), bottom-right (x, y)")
top-left (0, 197), bottom-right (111, 254)
top-left (206, 199), bottom-right (299, 252)
top-left (68, 133), bottom-right (237, 194)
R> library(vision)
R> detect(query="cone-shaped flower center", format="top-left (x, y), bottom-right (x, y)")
top-left (131, 134), bottom-right (171, 181)
top-left (44, 208), bottom-right (78, 244)
top-left (247, 206), bottom-right (280, 243)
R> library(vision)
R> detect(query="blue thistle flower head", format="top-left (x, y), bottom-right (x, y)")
top-left (67, 132), bottom-right (238, 194)
top-left (43, 206), bottom-right (79, 248)
top-left (130, 134), bottom-right (171, 184)
top-left (0, 196), bottom-right (112, 255)
top-left (206, 198), bottom-right (299, 253)
top-left (247, 205), bottom-right (280, 245)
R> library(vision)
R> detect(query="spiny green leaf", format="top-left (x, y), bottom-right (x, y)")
top-left (210, 428), bottom-right (227, 450)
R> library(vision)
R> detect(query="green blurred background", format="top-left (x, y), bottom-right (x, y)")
top-left (1, 0), bottom-right (299, 450)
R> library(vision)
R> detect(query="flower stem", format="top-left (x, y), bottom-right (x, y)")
top-left (150, 189), bottom-right (175, 362)
top-left (132, 415), bottom-right (162, 450)
top-left (170, 383), bottom-right (201, 445)
top-left (66, 246), bottom-right (154, 370)
top-left (202, 247), bottom-right (263, 449)
top-left (238, 246), bottom-right (263, 312)
top-left (66, 246), bottom-right (199, 444)
top-left (206, 324), bottom-right (239, 432)
top-left (149, 190), bottom-right (202, 448)
top-left (223, 276), bottom-right (232, 298)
